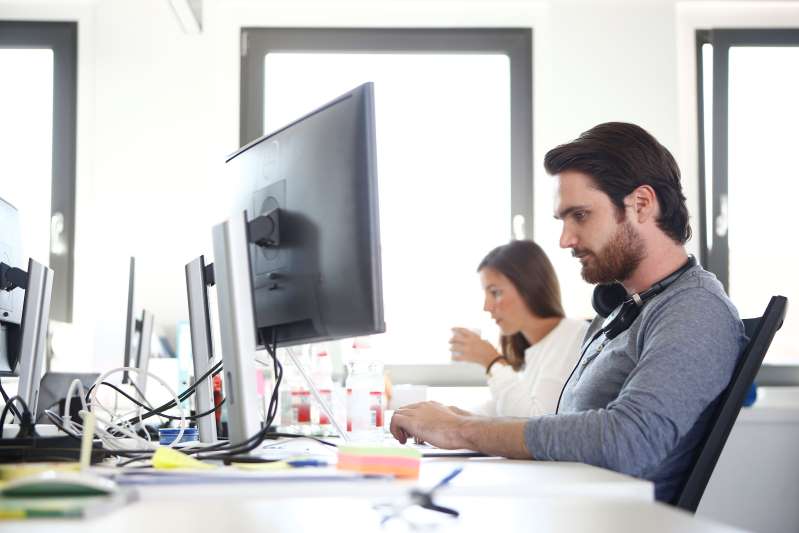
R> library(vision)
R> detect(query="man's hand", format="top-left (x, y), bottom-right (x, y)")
top-left (389, 401), bottom-right (470, 449)
top-left (449, 328), bottom-right (500, 368)
top-left (390, 401), bottom-right (533, 459)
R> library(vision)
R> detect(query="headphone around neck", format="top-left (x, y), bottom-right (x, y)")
top-left (555, 255), bottom-right (697, 415)
top-left (590, 255), bottom-right (697, 340)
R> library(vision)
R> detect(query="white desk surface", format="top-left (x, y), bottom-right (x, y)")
top-left (2, 494), bottom-right (744, 533)
top-left (0, 457), bottom-right (744, 532)
top-left (102, 457), bottom-right (653, 502)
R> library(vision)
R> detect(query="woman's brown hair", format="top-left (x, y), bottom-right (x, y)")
top-left (477, 240), bottom-right (564, 370)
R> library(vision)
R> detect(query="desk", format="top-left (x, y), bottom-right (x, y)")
top-left (0, 458), bottom-right (743, 532)
top-left (99, 457), bottom-right (653, 502)
top-left (1, 496), bottom-right (745, 533)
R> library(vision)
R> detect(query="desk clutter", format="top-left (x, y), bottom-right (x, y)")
top-left (0, 462), bottom-right (137, 519)
top-left (0, 437), bottom-right (435, 521)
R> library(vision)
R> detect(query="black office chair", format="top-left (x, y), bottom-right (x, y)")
top-left (672, 295), bottom-right (788, 513)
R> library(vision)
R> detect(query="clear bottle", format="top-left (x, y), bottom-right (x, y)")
top-left (255, 365), bottom-right (275, 428)
top-left (310, 346), bottom-right (335, 435)
top-left (345, 338), bottom-right (384, 442)
top-left (279, 352), bottom-right (312, 434)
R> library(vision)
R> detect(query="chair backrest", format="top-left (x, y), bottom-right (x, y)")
top-left (672, 295), bottom-right (788, 512)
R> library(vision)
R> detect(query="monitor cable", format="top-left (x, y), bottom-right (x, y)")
top-left (0, 394), bottom-right (33, 438)
top-left (0, 381), bottom-right (22, 421)
top-left (192, 331), bottom-right (283, 459)
top-left (89, 359), bottom-right (223, 427)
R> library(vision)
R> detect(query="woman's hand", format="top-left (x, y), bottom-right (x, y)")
top-left (449, 327), bottom-right (500, 368)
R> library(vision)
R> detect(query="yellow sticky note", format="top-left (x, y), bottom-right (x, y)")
top-left (151, 447), bottom-right (216, 470)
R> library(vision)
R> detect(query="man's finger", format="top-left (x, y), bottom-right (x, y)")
top-left (396, 401), bottom-right (428, 411)
top-left (389, 413), bottom-right (410, 443)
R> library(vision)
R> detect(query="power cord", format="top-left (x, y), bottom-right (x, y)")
top-left (63, 367), bottom-right (188, 452)
top-left (0, 395), bottom-right (33, 438)
top-left (191, 331), bottom-right (283, 459)
top-left (106, 360), bottom-right (223, 427)
top-left (0, 381), bottom-right (22, 421)
top-left (91, 381), bottom-right (225, 421)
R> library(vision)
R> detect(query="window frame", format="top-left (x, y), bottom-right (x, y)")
top-left (239, 27), bottom-right (533, 240)
top-left (0, 21), bottom-right (77, 323)
top-left (239, 28), bottom-right (533, 384)
top-left (696, 28), bottom-right (799, 385)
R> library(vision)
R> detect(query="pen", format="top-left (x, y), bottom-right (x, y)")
top-left (230, 458), bottom-right (329, 471)
top-left (380, 467), bottom-right (465, 525)
top-left (286, 459), bottom-right (328, 468)
top-left (430, 466), bottom-right (463, 492)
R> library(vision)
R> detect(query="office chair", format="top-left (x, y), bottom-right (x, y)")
top-left (672, 295), bottom-right (788, 513)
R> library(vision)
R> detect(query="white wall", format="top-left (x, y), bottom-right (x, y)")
top-left (534, 0), bottom-right (680, 319)
top-left (2, 0), bottom-right (798, 371)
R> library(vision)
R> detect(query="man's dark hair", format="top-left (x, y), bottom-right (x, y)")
top-left (544, 122), bottom-right (691, 244)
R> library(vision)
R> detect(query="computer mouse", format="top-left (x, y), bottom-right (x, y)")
top-left (0, 470), bottom-right (118, 497)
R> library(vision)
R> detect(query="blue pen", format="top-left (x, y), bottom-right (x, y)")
top-left (286, 459), bottom-right (328, 468)
top-left (430, 466), bottom-right (463, 492)
top-left (380, 467), bottom-right (464, 525)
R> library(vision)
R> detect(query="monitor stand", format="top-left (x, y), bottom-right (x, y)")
top-left (185, 255), bottom-right (218, 443)
top-left (133, 309), bottom-right (154, 402)
top-left (211, 211), bottom-right (261, 446)
top-left (210, 212), bottom-right (349, 449)
top-left (15, 258), bottom-right (54, 426)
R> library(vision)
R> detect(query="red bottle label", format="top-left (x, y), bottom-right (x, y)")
top-left (370, 391), bottom-right (383, 427)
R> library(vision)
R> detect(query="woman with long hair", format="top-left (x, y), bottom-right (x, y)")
top-left (450, 240), bottom-right (588, 416)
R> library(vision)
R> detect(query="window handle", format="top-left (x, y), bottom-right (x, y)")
top-left (715, 194), bottom-right (728, 238)
top-left (50, 212), bottom-right (68, 256)
top-left (513, 214), bottom-right (526, 240)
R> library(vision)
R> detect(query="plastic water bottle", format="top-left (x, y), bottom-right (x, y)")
top-left (310, 346), bottom-right (335, 435)
top-left (279, 354), bottom-right (312, 434)
top-left (255, 364), bottom-right (275, 427)
top-left (345, 338), bottom-right (384, 442)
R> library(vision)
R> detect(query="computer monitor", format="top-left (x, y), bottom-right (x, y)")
top-left (0, 197), bottom-right (54, 422)
top-left (226, 81), bottom-right (384, 347)
top-left (0, 197), bottom-right (24, 375)
top-left (134, 309), bottom-right (154, 399)
top-left (122, 257), bottom-right (136, 384)
top-left (214, 82), bottom-right (384, 444)
top-left (184, 255), bottom-right (217, 442)
top-left (120, 257), bottom-right (154, 397)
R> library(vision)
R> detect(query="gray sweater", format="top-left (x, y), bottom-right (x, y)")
top-left (524, 265), bottom-right (746, 502)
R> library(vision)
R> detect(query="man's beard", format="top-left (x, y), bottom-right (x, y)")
top-left (575, 220), bottom-right (645, 284)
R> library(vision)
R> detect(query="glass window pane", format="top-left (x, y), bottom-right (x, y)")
top-left (264, 53), bottom-right (511, 364)
top-left (0, 49), bottom-right (53, 266)
top-left (701, 43), bottom-right (714, 252)
top-left (728, 46), bottom-right (799, 364)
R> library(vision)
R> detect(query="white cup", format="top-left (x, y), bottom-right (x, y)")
top-left (389, 384), bottom-right (429, 410)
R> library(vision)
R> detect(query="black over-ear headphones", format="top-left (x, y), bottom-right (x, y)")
top-left (554, 255), bottom-right (697, 415)
top-left (590, 255), bottom-right (697, 340)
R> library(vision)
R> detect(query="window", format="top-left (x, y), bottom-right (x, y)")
top-left (240, 29), bottom-right (532, 365)
top-left (697, 29), bottom-right (799, 369)
top-left (0, 21), bottom-right (77, 323)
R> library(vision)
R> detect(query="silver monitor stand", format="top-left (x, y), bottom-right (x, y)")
top-left (212, 211), bottom-right (261, 445)
top-left (16, 258), bottom-right (54, 422)
top-left (134, 309), bottom-right (154, 401)
top-left (185, 255), bottom-right (217, 443)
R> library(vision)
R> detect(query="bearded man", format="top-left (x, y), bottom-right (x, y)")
top-left (389, 122), bottom-right (746, 503)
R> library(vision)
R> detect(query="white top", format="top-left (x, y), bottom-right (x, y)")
top-left (474, 318), bottom-right (589, 417)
